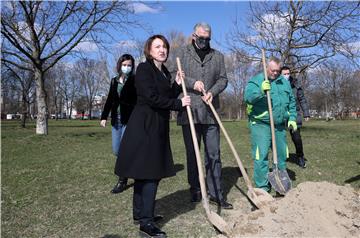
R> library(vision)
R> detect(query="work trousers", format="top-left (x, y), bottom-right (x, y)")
top-left (249, 121), bottom-right (288, 192)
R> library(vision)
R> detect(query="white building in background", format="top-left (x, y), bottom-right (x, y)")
top-left (62, 94), bottom-right (105, 119)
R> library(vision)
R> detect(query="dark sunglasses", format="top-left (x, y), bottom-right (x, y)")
top-left (193, 33), bottom-right (211, 41)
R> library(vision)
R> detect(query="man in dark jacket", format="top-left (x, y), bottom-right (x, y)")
top-left (281, 66), bottom-right (310, 168)
top-left (172, 22), bottom-right (232, 209)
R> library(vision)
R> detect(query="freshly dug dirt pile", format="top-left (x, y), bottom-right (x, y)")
top-left (226, 181), bottom-right (360, 237)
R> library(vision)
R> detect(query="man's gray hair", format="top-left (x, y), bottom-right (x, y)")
top-left (193, 22), bottom-right (212, 35)
top-left (268, 56), bottom-right (281, 65)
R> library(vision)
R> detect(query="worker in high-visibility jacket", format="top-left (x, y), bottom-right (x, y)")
top-left (244, 56), bottom-right (297, 192)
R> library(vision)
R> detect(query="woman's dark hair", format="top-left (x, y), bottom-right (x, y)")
top-left (143, 35), bottom-right (170, 61)
top-left (116, 54), bottom-right (135, 75)
top-left (281, 66), bottom-right (291, 71)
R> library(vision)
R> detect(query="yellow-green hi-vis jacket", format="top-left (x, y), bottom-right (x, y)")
top-left (244, 73), bottom-right (297, 125)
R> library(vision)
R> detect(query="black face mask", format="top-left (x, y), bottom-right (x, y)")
top-left (194, 34), bottom-right (210, 50)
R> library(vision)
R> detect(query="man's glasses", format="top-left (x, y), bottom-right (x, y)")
top-left (193, 33), bottom-right (211, 41)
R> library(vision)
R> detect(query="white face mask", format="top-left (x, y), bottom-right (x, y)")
top-left (121, 65), bottom-right (132, 75)
top-left (283, 75), bottom-right (290, 80)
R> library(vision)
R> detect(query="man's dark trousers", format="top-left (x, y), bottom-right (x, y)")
top-left (182, 124), bottom-right (223, 201)
top-left (290, 128), bottom-right (304, 158)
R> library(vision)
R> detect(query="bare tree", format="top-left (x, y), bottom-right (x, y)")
top-left (75, 58), bottom-right (109, 119)
top-left (1, 62), bottom-right (35, 127)
top-left (308, 60), bottom-right (360, 119)
top-left (165, 30), bottom-right (188, 120)
top-left (224, 51), bottom-right (256, 119)
top-left (45, 65), bottom-right (63, 120)
top-left (219, 91), bottom-right (234, 120)
top-left (166, 30), bottom-right (189, 68)
top-left (227, 1), bottom-right (360, 73)
top-left (336, 64), bottom-right (357, 117)
top-left (340, 70), bottom-right (360, 117)
top-left (1, 1), bottom-right (142, 134)
top-left (59, 63), bottom-right (80, 119)
top-left (73, 96), bottom-right (88, 120)
top-left (112, 38), bottom-right (145, 69)
top-left (1, 67), bottom-right (21, 117)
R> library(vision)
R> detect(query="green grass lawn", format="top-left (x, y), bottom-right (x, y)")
top-left (2, 119), bottom-right (360, 237)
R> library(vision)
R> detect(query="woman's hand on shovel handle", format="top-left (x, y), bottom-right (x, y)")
top-left (175, 70), bottom-right (185, 85)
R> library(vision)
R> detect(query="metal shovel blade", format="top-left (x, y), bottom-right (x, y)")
top-left (268, 168), bottom-right (292, 195)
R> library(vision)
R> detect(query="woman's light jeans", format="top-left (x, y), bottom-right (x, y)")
top-left (112, 116), bottom-right (126, 156)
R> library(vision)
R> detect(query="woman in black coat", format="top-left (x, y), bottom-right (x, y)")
top-left (115, 35), bottom-right (190, 238)
top-left (100, 54), bottom-right (137, 194)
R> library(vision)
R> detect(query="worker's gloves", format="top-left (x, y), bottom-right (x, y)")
top-left (261, 80), bottom-right (271, 93)
top-left (288, 120), bottom-right (298, 131)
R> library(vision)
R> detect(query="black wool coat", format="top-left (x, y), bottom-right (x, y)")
top-left (115, 60), bottom-right (183, 180)
top-left (100, 75), bottom-right (137, 125)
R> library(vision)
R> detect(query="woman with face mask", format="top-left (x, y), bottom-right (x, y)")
top-left (100, 54), bottom-right (137, 194)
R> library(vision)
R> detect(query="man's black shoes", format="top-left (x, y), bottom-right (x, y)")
top-left (139, 223), bottom-right (166, 238)
top-left (133, 215), bottom-right (163, 225)
top-left (190, 191), bottom-right (202, 203)
top-left (209, 197), bottom-right (233, 210)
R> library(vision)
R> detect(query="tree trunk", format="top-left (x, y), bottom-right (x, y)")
top-left (27, 101), bottom-right (32, 121)
top-left (35, 68), bottom-right (49, 135)
top-left (65, 98), bottom-right (69, 119)
top-left (20, 94), bottom-right (27, 128)
top-left (88, 102), bottom-right (92, 120)
top-left (69, 96), bottom-right (74, 119)
top-left (2, 94), bottom-right (6, 116)
top-left (69, 103), bottom-right (73, 119)
top-left (54, 95), bottom-right (58, 120)
top-left (59, 99), bottom-right (63, 119)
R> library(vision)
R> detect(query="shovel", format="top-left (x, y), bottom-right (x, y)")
top-left (176, 58), bottom-right (231, 235)
top-left (261, 49), bottom-right (292, 195)
top-left (201, 89), bottom-right (274, 209)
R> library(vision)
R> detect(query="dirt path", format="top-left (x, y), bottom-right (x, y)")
top-left (221, 181), bottom-right (360, 237)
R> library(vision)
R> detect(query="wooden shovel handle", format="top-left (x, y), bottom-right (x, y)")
top-left (176, 57), bottom-right (210, 213)
top-left (201, 90), bottom-right (256, 193)
top-left (261, 49), bottom-right (278, 165)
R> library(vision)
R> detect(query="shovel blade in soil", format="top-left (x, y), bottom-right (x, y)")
top-left (268, 169), bottom-right (292, 195)
top-left (207, 210), bottom-right (231, 235)
top-left (247, 188), bottom-right (275, 208)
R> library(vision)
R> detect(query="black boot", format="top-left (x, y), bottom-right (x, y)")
top-left (190, 190), bottom-right (202, 203)
top-left (139, 223), bottom-right (166, 238)
top-left (209, 197), bottom-right (233, 210)
top-left (298, 157), bottom-right (306, 168)
top-left (111, 178), bottom-right (127, 194)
